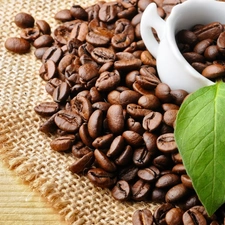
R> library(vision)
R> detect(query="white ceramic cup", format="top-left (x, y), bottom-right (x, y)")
top-left (140, 0), bottom-right (225, 93)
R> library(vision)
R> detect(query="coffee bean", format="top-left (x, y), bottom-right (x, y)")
top-left (14, 12), bottom-right (35, 28)
top-left (107, 104), bottom-right (125, 134)
top-left (92, 133), bottom-right (114, 149)
top-left (142, 111), bottom-right (163, 132)
top-left (33, 34), bottom-right (54, 48)
top-left (70, 152), bottom-right (94, 174)
top-left (182, 207), bottom-right (207, 225)
top-left (36, 20), bottom-right (51, 34)
top-left (70, 5), bottom-right (88, 20)
top-left (111, 180), bottom-right (131, 201)
top-left (54, 110), bottom-right (83, 132)
top-left (52, 82), bottom-right (70, 103)
top-left (165, 207), bottom-right (183, 225)
top-left (94, 149), bottom-right (117, 173)
top-left (137, 166), bottom-right (160, 182)
top-left (131, 179), bottom-right (151, 201)
top-left (87, 109), bottom-right (104, 139)
top-left (87, 168), bottom-right (117, 188)
top-left (157, 133), bottom-right (177, 153)
top-left (154, 203), bottom-right (174, 225)
top-left (50, 134), bottom-right (76, 152)
top-left (115, 145), bottom-right (133, 166)
top-left (34, 102), bottom-right (60, 117)
top-left (155, 173), bottom-right (180, 189)
top-left (54, 9), bottom-right (74, 22)
top-left (5, 37), bottom-right (30, 54)
top-left (20, 27), bottom-right (40, 41)
top-left (39, 60), bottom-right (57, 81)
top-left (165, 183), bottom-right (189, 203)
top-left (132, 208), bottom-right (153, 225)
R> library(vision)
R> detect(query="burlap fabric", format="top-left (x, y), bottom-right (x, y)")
top-left (0, 0), bottom-right (159, 224)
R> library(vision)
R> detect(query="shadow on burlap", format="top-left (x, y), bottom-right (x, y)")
top-left (0, 0), bottom-right (159, 224)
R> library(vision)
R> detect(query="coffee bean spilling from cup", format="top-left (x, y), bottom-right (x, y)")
top-left (176, 22), bottom-right (225, 81)
top-left (5, 0), bottom-right (225, 224)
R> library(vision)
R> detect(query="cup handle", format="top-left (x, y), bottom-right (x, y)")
top-left (140, 3), bottom-right (166, 59)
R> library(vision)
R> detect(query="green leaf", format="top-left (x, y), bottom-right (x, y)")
top-left (174, 82), bottom-right (225, 216)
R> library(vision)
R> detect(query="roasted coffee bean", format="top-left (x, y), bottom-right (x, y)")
top-left (217, 31), bottom-right (225, 54)
top-left (181, 174), bottom-right (193, 189)
top-left (98, 2), bottom-right (119, 23)
top-left (140, 50), bottom-right (156, 66)
top-left (111, 180), bottom-right (131, 201)
top-left (154, 203), bottom-right (175, 225)
top-left (70, 96), bottom-right (93, 121)
top-left (94, 149), bottom-right (117, 172)
top-left (70, 152), bottom-right (94, 174)
top-left (54, 9), bottom-right (74, 22)
top-left (72, 141), bottom-right (92, 158)
top-left (39, 60), bottom-right (57, 81)
top-left (91, 47), bottom-right (115, 64)
top-left (34, 102), bottom-right (60, 117)
top-left (138, 94), bottom-right (161, 110)
top-left (5, 37), bottom-right (30, 54)
top-left (153, 154), bottom-right (173, 170)
top-left (176, 29), bottom-right (198, 47)
top-left (165, 183), bottom-right (189, 204)
top-left (122, 130), bottom-right (144, 147)
top-left (20, 27), bottom-right (40, 41)
top-left (170, 89), bottom-right (188, 105)
top-left (126, 103), bottom-right (151, 120)
top-left (157, 133), bottom-right (177, 153)
top-left (163, 109), bottom-right (178, 128)
top-left (33, 34), bottom-right (54, 48)
top-left (172, 163), bottom-right (186, 174)
top-left (52, 82), bottom-right (70, 103)
top-left (45, 78), bottom-right (62, 96)
top-left (34, 47), bottom-right (49, 59)
top-left (107, 135), bottom-right (125, 158)
top-left (87, 109), bottom-right (104, 139)
top-left (42, 46), bottom-right (63, 64)
top-left (119, 90), bottom-right (141, 107)
top-left (36, 20), bottom-right (51, 35)
top-left (92, 133), bottom-right (114, 149)
top-left (137, 166), bottom-right (160, 182)
top-left (202, 63), bottom-right (225, 79)
top-left (70, 5), bottom-right (88, 20)
top-left (115, 145), bottom-right (133, 166)
top-left (131, 179), bottom-right (151, 201)
top-left (150, 187), bottom-right (167, 203)
top-left (132, 208), bottom-right (154, 225)
top-left (54, 110), bottom-right (83, 132)
top-left (14, 12), bottom-right (35, 28)
top-left (50, 134), bottom-right (76, 152)
top-left (78, 123), bottom-right (94, 148)
top-left (155, 83), bottom-right (172, 102)
top-left (165, 207), bottom-right (183, 225)
top-left (162, 103), bottom-right (179, 111)
top-left (182, 207), bottom-right (207, 225)
top-left (135, 73), bottom-right (161, 90)
top-left (142, 111), bottom-right (163, 132)
top-left (86, 31), bottom-right (111, 46)
top-left (87, 168), bottom-right (117, 188)
top-left (38, 114), bottom-right (58, 134)
top-left (118, 164), bottom-right (139, 182)
top-left (155, 173), bottom-right (180, 189)
top-left (133, 147), bottom-right (153, 167)
top-left (96, 70), bottom-right (121, 92)
top-left (194, 22), bottom-right (224, 41)
top-left (107, 104), bottom-right (125, 134)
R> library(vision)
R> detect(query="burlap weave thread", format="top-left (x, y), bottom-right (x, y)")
top-left (0, 0), bottom-right (158, 224)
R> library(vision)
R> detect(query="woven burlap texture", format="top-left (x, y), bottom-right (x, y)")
top-left (0, 0), bottom-right (159, 224)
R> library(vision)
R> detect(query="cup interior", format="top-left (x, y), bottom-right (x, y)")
top-left (167, 0), bottom-right (225, 77)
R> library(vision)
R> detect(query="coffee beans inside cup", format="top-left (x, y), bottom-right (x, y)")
top-left (176, 21), bottom-right (225, 82)
top-left (5, 0), bottom-right (225, 224)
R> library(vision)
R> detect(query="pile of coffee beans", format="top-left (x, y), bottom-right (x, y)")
top-left (4, 0), bottom-right (225, 224)
top-left (176, 21), bottom-right (225, 81)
